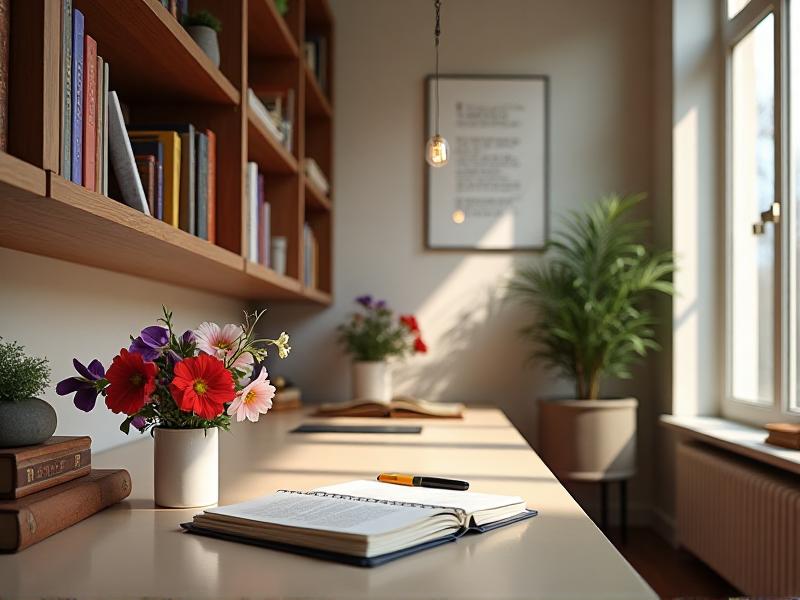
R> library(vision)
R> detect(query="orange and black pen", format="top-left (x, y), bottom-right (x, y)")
top-left (377, 473), bottom-right (469, 491)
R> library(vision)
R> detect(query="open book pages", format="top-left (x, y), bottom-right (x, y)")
top-left (191, 480), bottom-right (528, 558)
top-left (315, 396), bottom-right (464, 418)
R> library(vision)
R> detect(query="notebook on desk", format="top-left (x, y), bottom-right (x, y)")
top-left (182, 479), bottom-right (537, 567)
top-left (314, 396), bottom-right (465, 419)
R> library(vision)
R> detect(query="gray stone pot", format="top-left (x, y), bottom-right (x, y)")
top-left (187, 25), bottom-right (220, 68)
top-left (0, 398), bottom-right (57, 447)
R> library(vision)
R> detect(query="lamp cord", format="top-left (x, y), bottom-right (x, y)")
top-left (434, 0), bottom-right (441, 136)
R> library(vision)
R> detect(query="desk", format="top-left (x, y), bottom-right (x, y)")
top-left (0, 407), bottom-right (656, 599)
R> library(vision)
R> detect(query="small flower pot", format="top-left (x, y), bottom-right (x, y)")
top-left (352, 361), bottom-right (391, 402)
top-left (537, 397), bottom-right (637, 481)
top-left (186, 25), bottom-right (220, 68)
top-left (153, 427), bottom-right (218, 508)
top-left (0, 398), bottom-right (57, 448)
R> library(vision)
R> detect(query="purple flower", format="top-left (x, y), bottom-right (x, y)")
top-left (131, 416), bottom-right (147, 431)
top-left (355, 294), bottom-right (373, 308)
top-left (129, 325), bottom-right (169, 361)
top-left (375, 300), bottom-right (387, 309)
top-left (56, 358), bottom-right (106, 412)
top-left (181, 330), bottom-right (195, 345)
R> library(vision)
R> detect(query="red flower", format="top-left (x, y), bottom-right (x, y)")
top-left (105, 349), bottom-right (158, 415)
top-left (400, 315), bottom-right (420, 333)
top-left (414, 336), bottom-right (428, 354)
top-left (170, 354), bottom-right (234, 420)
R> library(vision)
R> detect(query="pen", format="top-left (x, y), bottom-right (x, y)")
top-left (377, 473), bottom-right (469, 491)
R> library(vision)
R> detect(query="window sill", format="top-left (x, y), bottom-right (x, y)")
top-left (659, 414), bottom-right (800, 475)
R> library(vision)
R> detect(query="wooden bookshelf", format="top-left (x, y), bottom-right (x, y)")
top-left (0, 0), bottom-right (334, 305)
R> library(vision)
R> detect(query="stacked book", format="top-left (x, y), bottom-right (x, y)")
top-left (304, 34), bottom-right (328, 95)
top-left (0, 436), bottom-right (131, 552)
top-left (303, 223), bottom-right (319, 289)
top-left (304, 157), bottom-right (329, 195)
top-left (765, 423), bottom-right (800, 450)
top-left (128, 123), bottom-right (217, 242)
top-left (245, 162), bottom-right (272, 268)
top-left (248, 87), bottom-right (295, 153)
top-left (59, 1), bottom-right (110, 195)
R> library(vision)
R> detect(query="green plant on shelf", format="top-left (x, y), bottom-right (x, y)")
top-left (0, 338), bottom-right (51, 403)
top-left (275, 0), bottom-right (289, 16)
top-left (182, 10), bottom-right (222, 33)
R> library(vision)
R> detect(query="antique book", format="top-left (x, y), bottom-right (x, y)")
top-left (82, 35), bottom-right (97, 191)
top-left (70, 8), bottom-right (84, 184)
top-left (0, 469), bottom-right (131, 552)
top-left (60, 0), bottom-right (72, 174)
top-left (183, 479), bottom-right (535, 567)
top-left (0, 436), bottom-right (91, 500)
top-left (315, 396), bottom-right (464, 419)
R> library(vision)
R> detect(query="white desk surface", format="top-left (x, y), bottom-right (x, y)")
top-left (0, 407), bottom-right (656, 599)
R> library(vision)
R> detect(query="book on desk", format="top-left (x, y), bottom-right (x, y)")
top-left (182, 479), bottom-right (537, 566)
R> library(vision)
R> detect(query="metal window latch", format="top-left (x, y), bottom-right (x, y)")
top-left (752, 202), bottom-right (781, 235)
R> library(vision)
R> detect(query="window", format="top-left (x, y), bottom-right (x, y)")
top-left (724, 0), bottom-right (799, 421)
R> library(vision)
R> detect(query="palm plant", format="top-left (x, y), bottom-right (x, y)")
top-left (509, 194), bottom-right (675, 400)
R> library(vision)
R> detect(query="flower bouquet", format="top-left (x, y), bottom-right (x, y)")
top-left (337, 295), bottom-right (426, 402)
top-left (57, 308), bottom-right (290, 507)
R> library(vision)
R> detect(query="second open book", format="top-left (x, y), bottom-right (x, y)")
top-left (182, 479), bottom-right (536, 566)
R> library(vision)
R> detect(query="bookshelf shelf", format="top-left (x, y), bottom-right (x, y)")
top-left (248, 0), bottom-right (299, 59)
top-left (248, 112), bottom-right (299, 174)
top-left (303, 176), bottom-right (331, 211)
top-left (74, 0), bottom-right (240, 105)
top-left (304, 65), bottom-right (332, 118)
top-left (302, 286), bottom-right (332, 305)
top-left (244, 260), bottom-right (303, 297)
top-left (0, 152), bottom-right (47, 200)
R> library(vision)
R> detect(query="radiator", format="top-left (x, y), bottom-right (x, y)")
top-left (676, 442), bottom-right (800, 596)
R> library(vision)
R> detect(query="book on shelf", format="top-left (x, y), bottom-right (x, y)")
top-left (135, 154), bottom-right (157, 216)
top-left (178, 129), bottom-right (196, 235)
top-left (82, 34), bottom-right (97, 192)
top-left (206, 129), bottom-right (216, 243)
top-left (94, 55), bottom-right (104, 193)
top-left (0, 436), bottom-right (91, 500)
top-left (0, 469), bottom-right (131, 553)
top-left (60, 0), bottom-right (72, 173)
top-left (182, 479), bottom-right (535, 566)
top-left (71, 8), bottom-right (84, 185)
top-left (107, 91), bottom-right (149, 215)
top-left (305, 35), bottom-right (328, 93)
top-left (248, 88), bottom-right (285, 145)
top-left (315, 397), bottom-right (465, 419)
top-left (303, 223), bottom-right (319, 288)
top-left (101, 60), bottom-right (109, 195)
top-left (304, 158), bottom-right (330, 195)
top-left (258, 199), bottom-right (271, 269)
top-left (128, 130), bottom-right (180, 227)
top-left (245, 162), bottom-right (259, 263)
top-left (131, 140), bottom-right (164, 221)
top-left (254, 87), bottom-right (295, 152)
top-left (195, 131), bottom-right (208, 240)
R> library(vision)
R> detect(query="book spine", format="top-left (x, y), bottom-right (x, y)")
top-left (10, 470), bottom-right (131, 552)
top-left (247, 163), bottom-right (259, 262)
top-left (135, 156), bottom-right (156, 215)
top-left (8, 449), bottom-right (91, 500)
top-left (205, 129), bottom-right (216, 244)
top-left (94, 56), bottom-right (103, 192)
top-left (262, 201), bottom-right (271, 268)
top-left (195, 133), bottom-right (208, 240)
top-left (102, 61), bottom-right (109, 195)
top-left (257, 174), bottom-right (265, 264)
top-left (61, 0), bottom-right (74, 174)
top-left (156, 159), bottom-right (164, 221)
top-left (178, 131), bottom-right (195, 235)
top-left (107, 92), bottom-right (149, 215)
top-left (0, 0), bottom-right (8, 153)
top-left (169, 0), bottom-right (177, 18)
top-left (70, 9), bottom-right (84, 185)
top-left (82, 35), bottom-right (97, 192)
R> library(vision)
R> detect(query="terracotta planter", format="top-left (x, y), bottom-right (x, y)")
top-left (153, 427), bottom-right (218, 508)
top-left (538, 397), bottom-right (637, 481)
top-left (352, 361), bottom-right (391, 402)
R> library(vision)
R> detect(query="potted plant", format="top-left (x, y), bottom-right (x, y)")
top-left (182, 10), bottom-right (222, 68)
top-left (338, 295), bottom-right (427, 402)
top-left (509, 194), bottom-right (675, 481)
top-left (0, 339), bottom-right (56, 448)
top-left (57, 307), bottom-right (291, 508)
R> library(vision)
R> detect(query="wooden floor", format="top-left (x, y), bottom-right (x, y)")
top-left (608, 528), bottom-right (741, 599)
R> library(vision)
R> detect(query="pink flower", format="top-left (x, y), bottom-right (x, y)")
top-left (193, 322), bottom-right (254, 372)
top-left (227, 369), bottom-right (276, 423)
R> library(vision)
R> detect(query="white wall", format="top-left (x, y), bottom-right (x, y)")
top-left (271, 0), bottom-right (657, 516)
top-left (0, 248), bottom-right (245, 451)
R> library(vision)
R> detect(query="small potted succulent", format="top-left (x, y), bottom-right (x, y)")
top-left (510, 194), bottom-right (675, 482)
top-left (182, 10), bottom-right (222, 67)
top-left (337, 295), bottom-right (427, 402)
top-left (0, 339), bottom-right (56, 448)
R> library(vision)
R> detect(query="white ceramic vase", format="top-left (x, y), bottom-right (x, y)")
top-left (352, 361), bottom-right (391, 402)
top-left (187, 25), bottom-right (220, 68)
top-left (153, 427), bottom-right (219, 508)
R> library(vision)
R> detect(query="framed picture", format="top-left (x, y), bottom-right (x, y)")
top-left (425, 75), bottom-right (549, 251)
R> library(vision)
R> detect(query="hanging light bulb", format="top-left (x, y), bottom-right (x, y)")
top-left (426, 0), bottom-right (448, 168)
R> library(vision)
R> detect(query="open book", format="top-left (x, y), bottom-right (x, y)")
top-left (314, 396), bottom-right (465, 419)
top-left (182, 480), bottom-right (536, 566)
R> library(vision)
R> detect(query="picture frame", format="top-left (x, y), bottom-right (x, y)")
top-left (424, 75), bottom-right (550, 251)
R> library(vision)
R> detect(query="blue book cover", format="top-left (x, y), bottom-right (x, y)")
top-left (61, 0), bottom-right (73, 178)
top-left (195, 132), bottom-right (208, 240)
top-left (131, 140), bottom-right (164, 220)
top-left (71, 9), bottom-right (84, 185)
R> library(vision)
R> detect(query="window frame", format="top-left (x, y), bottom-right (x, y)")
top-left (722, 0), bottom-right (799, 423)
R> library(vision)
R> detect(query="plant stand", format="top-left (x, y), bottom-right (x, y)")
top-left (598, 477), bottom-right (629, 544)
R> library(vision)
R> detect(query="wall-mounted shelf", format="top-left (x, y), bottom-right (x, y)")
top-left (247, 112), bottom-right (299, 174)
top-left (304, 176), bottom-right (331, 211)
top-left (248, 0), bottom-right (299, 59)
top-left (304, 65), bottom-right (332, 118)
